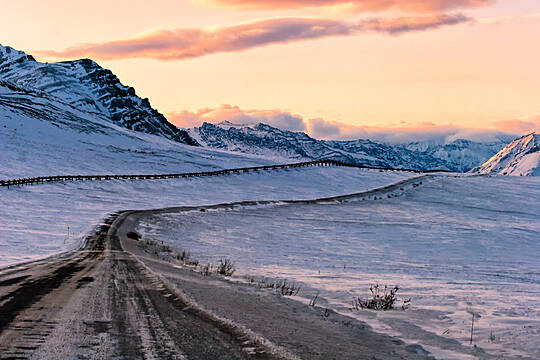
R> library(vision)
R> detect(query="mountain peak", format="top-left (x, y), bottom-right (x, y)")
top-left (0, 44), bottom-right (198, 145)
top-left (474, 132), bottom-right (540, 176)
top-left (0, 44), bottom-right (36, 67)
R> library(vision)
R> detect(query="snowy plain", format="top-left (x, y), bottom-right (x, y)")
top-left (0, 166), bottom-right (416, 267)
top-left (1, 83), bottom-right (417, 266)
top-left (138, 175), bottom-right (540, 359)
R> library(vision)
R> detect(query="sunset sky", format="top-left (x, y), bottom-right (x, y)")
top-left (2, 0), bottom-right (539, 140)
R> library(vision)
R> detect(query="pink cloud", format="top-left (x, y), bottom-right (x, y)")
top-left (202, 0), bottom-right (493, 13)
top-left (168, 105), bottom-right (307, 131)
top-left (168, 105), bottom-right (532, 143)
top-left (38, 15), bottom-right (470, 61)
top-left (491, 118), bottom-right (540, 134)
top-left (308, 117), bottom-right (517, 142)
top-left (357, 13), bottom-right (469, 34)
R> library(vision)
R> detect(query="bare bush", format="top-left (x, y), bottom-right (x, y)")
top-left (278, 280), bottom-right (301, 296)
top-left (176, 249), bottom-right (190, 262)
top-left (200, 263), bottom-right (212, 276)
top-left (352, 284), bottom-right (411, 311)
top-left (254, 278), bottom-right (301, 296)
top-left (217, 258), bottom-right (235, 276)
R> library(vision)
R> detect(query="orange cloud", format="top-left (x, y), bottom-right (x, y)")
top-left (309, 120), bottom-right (506, 142)
top-left (168, 105), bottom-right (530, 143)
top-left (308, 118), bottom-right (521, 143)
top-left (38, 15), bottom-right (470, 61)
top-left (168, 105), bottom-right (307, 131)
top-left (357, 13), bottom-right (469, 34)
top-left (200, 0), bottom-right (492, 13)
top-left (491, 117), bottom-right (540, 134)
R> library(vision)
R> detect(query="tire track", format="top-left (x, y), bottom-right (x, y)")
top-left (0, 211), bottom-right (282, 359)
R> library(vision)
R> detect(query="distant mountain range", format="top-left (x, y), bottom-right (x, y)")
top-left (473, 132), bottom-right (540, 176)
top-left (189, 121), bottom-right (514, 172)
top-left (1, 43), bottom-right (535, 175)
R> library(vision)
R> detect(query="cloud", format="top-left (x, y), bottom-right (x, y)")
top-left (357, 13), bottom-right (469, 34)
top-left (168, 104), bottom-right (307, 131)
top-left (477, 12), bottom-right (540, 25)
top-left (169, 105), bottom-right (533, 144)
top-left (200, 0), bottom-right (492, 13)
top-left (307, 116), bottom-right (523, 143)
top-left (307, 117), bottom-right (516, 143)
top-left (309, 118), bottom-right (346, 138)
top-left (38, 15), bottom-right (470, 61)
top-left (491, 117), bottom-right (540, 134)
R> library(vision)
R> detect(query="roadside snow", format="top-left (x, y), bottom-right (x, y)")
top-left (138, 175), bottom-right (540, 359)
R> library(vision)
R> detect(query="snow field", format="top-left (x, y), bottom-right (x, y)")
top-left (0, 166), bottom-right (415, 267)
top-left (138, 175), bottom-right (540, 359)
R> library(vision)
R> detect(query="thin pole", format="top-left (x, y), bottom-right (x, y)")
top-left (470, 313), bottom-right (475, 345)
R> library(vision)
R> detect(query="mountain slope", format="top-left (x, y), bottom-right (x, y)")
top-left (473, 132), bottom-right (540, 176)
top-left (0, 44), bottom-right (197, 145)
top-left (0, 81), bottom-right (269, 179)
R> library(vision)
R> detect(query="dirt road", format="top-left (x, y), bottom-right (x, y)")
top-left (0, 210), bottom-right (432, 360)
top-left (0, 212), bottom-right (278, 359)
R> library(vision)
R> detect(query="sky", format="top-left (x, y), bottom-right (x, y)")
top-left (1, 0), bottom-right (539, 141)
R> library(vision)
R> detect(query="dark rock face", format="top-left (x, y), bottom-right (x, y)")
top-left (0, 44), bottom-right (198, 146)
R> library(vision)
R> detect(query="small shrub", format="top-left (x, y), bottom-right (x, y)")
top-left (254, 278), bottom-right (300, 296)
top-left (323, 308), bottom-right (330, 318)
top-left (217, 258), bottom-right (235, 276)
top-left (279, 280), bottom-right (301, 296)
top-left (187, 259), bottom-right (199, 267)
top-left (176, 249), bottom-right (190, 262)
top-left (200, 263), bottom-right (212, 276)
top-left (352, 284), bottom-right (410, 311)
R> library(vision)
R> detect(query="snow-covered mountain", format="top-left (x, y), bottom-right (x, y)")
top-left (190, 122), bottom-right (511, 171)
top-left (190, 122), bottom-right (447, 170)
top-left (0, 43), bottom-right (521, 173)
top-left (0, 44), bottom-right (197, 145)
top-left (473, 132), bottom-right (540, 176)
top-left (403, 137), bottom-right (513, 172)
top-left (0, 80), bottom-right (271, 179)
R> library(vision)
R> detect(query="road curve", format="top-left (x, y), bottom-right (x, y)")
top-left (0, 178), bottom-right (442, 360)
top-left (0, 212), bottom-right (279, 360)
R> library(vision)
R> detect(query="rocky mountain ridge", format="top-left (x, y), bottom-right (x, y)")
top-left (0, 44), bottom-right (197, 145)
top-left (190, 122), bottom-right (514, 172)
